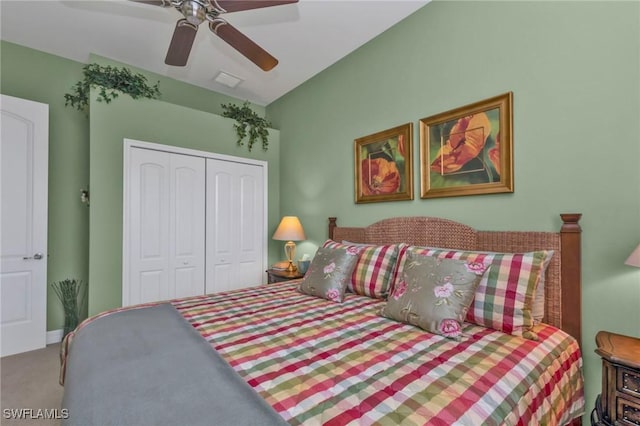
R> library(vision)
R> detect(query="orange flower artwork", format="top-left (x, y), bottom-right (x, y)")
top-left (355, 122), bottom-right (413, 203)
top-left (489, 131), bottom-right (501, 176)
top-left (431, 113), bottom-right (491, 174)
top-left (397, 134), bottom-right (406, 158)
top-left (419, 92), bottom-right (513, 199)
top-left (361, 158), bottom-right (400, 195)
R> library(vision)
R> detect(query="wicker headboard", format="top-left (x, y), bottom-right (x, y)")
top-left (328, 214), bottom-right (583, 346)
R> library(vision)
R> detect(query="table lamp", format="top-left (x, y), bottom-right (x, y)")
top-left (625, 244), bottom-right (640, 267)
top-left (273, 216), bottom-right (306, 272)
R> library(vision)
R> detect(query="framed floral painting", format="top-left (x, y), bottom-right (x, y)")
top-left (354, 123), bottom-right (413, 204)
top-left (419, 92), bottom-right (514, 199)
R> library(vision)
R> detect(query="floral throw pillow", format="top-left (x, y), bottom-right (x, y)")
top-left (298, 246), bottom-right (360, 303)
top-left (380, 253), bottom-right (487, 340)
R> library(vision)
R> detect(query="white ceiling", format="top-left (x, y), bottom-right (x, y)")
top-left (1, 0), bottom-right (430, 106)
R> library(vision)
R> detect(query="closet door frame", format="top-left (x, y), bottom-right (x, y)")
top-left (122, 138), bottom-right (268, 306)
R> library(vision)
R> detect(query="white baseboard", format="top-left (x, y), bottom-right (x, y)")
top-left (47, 329), bottom-right (63, 344)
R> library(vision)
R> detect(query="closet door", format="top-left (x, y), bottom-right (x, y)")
top-left (206, 159), bottom-right (265, 293)
top-left (170, 153), bottom-right (206, 299)
top-left (126, 148), bottom-right (205, 306)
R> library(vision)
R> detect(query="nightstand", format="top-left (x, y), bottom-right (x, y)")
top-left (266, 269), bottom-right (304, 284)
top-left (593, 330), bottom-right (640, 425)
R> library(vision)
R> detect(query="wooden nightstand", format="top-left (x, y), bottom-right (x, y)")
top-left (593, 331), bottom-right (640, 425)
top-left (266, 269), bottom-right (304, 284)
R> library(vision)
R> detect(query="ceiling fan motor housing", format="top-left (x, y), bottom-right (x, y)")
top-left (179, 0), bottom-right (209, 26)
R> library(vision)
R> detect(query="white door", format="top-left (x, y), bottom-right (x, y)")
top-left (206, 159), bottom-right (265, 293)
top-left (1, 95), bottom-right (48, 357)
top-left (124, 148), bottom-right (205, 306)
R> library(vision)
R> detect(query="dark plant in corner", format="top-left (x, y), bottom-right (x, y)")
top-left (64, 63), bottom-right (161, 112)
top-left (51, 279), bottom-right (87, 339)
top-left (221, 101), bottom-right (271, 151)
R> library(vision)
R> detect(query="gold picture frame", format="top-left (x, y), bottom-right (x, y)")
top-left (354, 123), bottom-right (413, 204)
top-left (420, 92), bottom-right (513, 199)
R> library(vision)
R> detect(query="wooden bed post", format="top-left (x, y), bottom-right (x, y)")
top-left (560, 213), bottom-right (582, 347)
top-left (329, 217), bottom-right (337, 241)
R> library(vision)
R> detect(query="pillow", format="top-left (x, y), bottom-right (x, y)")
top-left (323, 240), bottom-right (400, 299)
top-left (396, 246), bottom-right (554, 323)
top-left (532, 251), bottom-right (554, 323)
top-left (392, 246), bottom-right (551, 339)
top-left (340, 240), bottom-right (372, 247)
top-left (298, 246), bottom-right (360, 303)
top-left (379, 253), bottom-right (487, 340)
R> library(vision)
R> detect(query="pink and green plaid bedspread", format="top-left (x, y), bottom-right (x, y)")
top-left (172, 281), bottom-right (584, 426)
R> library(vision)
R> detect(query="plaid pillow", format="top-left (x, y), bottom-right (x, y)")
top-left (532, 251), bottom-right (554, 323)
top-left (393, 246), bottom-right (550, 339)
top-left (322, 240), bottom-right (399, 299)
top-left (394, 246), bottom-right (554, 323)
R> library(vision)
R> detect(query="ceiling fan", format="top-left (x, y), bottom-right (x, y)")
top-left (130, 0), bottom-right (299, 71)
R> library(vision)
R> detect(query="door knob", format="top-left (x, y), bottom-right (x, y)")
top-left (23, 253), bottom-right (44, 260)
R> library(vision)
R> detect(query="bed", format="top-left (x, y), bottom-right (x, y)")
top-left (60, 214), bottom-right (585, 426)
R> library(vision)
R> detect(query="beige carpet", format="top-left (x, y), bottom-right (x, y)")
top-left (1, 344), bottom-right (64, 426)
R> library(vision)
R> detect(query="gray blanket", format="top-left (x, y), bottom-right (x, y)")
top-left (62, 303), bottom-right (288, 426)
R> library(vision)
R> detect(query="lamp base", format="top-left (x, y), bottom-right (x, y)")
top-left (286, 261), bottom-right (297, 273)
top-left (284, 241), bottom-right (297, 273)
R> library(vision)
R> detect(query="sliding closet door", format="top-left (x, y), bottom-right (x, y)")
top-left (125, 148), bottom-right (205, 306)
top-left (206, 159), bottom-right (265, 293)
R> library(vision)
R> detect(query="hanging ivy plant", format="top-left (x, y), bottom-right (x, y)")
top-left (64, 63), bottom-right (161, 112)
top-left (221, 101), bottom-right (271, 151)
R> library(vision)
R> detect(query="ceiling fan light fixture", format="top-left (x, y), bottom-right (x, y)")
top-left (180, 0), bottom-right (207, 26)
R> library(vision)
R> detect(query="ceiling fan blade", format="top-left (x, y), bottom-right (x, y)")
top-left (165, 19), bottom-right (198, 66)
top-left (128, 0), bottom-right (173, 7)
top-left (211, 0), bottom-right (298, 14)
top-left (210, 19), bottom-right (278, 71)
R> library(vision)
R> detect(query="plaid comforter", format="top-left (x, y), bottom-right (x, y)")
top-left (172, 281), bottom-right (584, 426)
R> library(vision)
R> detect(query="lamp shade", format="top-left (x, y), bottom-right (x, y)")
top-left (272, 216), bottom-right (306, 241)
top-left (625, 244), bottom-right (640, 267)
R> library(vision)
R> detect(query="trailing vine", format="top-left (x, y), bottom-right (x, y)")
top-left (64, 63), bottom-right (161, 112)
top-left (221, 101), bottom-right (271, 151)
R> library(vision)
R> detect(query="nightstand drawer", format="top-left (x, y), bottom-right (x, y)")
top-left (595, 331), bottom-right (640, 426)
top-left (619, 366), bottom-right (640, 399)
top-left (616, 395), bottom-right (640, 425)
top-left (268, 273), bottom-right (291, 283)
top-left (266, 269), bottom-right (304, 284)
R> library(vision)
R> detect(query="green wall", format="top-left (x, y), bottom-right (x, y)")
top-left (88, 95), bottom-right (280, 315)
top-left (0, 42), bottom-right (271, 329)
top-left (267, 0), bottom-right (640, 419)
top-left (1, 41), bottom-right (89, 331)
